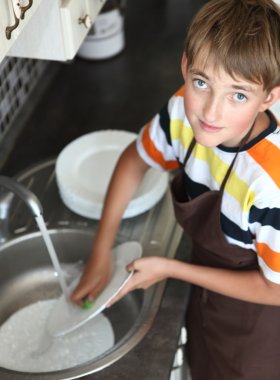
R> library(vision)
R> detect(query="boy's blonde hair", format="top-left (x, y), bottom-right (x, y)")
top-left (185, 0), bottom-right (280, 91)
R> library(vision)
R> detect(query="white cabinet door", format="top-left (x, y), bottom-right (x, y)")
top-left (0, 0), bottom-right (42, 62)
top-left (8, 0), bottom-right (107, 61)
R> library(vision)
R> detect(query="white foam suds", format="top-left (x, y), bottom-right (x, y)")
top-left (0, 299), bottom-right (114, 373)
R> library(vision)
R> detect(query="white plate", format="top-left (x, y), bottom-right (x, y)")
top-left (55, 130), bottom-right (169, 219)
top-left (47, 241), bottom-right (142, 337)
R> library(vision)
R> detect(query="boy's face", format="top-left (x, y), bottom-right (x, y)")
top-left (181, 54), bottom-right (280, 148)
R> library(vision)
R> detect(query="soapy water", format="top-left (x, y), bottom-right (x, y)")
top-left (0, 215), bottom-right (114, 373)
top-left (0, 299), bottom-right (114, 372)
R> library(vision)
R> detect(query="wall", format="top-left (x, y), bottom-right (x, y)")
top-left (0, 56), bottom-right (51, 169)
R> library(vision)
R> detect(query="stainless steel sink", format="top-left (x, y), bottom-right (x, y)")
top-left (0, 160), bottom-right (182, 379)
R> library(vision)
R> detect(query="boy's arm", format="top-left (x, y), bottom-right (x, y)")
top-left (71, 141), bottom-right (150, 303)
top-left (109, 256), bottom-right (280, 306)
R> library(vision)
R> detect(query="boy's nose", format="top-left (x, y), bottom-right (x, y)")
top-left (202, 95), bottom-right (221, 124)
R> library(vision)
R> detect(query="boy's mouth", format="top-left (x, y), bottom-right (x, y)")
top-left (199, 120), bottom-right (222, 133)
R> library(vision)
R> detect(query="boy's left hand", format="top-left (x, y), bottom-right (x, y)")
top-left (107, 256), bottom-right (169, 307)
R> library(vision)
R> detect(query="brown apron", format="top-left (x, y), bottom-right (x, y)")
top-left (171, 138), bottom-right (280, 380)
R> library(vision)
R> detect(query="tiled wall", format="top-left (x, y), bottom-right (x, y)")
top-left (0, 56), bottom-right (48, 143)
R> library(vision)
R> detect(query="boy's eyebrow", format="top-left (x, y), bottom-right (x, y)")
top-left (189, 69), bottom-right (209, 80)
top-left (189, 69), bottom-right (255, 93)
top-left (231, 84), bottom-right (254, 93)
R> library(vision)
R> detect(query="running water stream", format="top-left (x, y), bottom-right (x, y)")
top-left (35, 214), bottom-right (70, 299)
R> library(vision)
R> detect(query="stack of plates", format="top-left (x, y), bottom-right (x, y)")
top-left (56, 130), bottom-right (169, 219)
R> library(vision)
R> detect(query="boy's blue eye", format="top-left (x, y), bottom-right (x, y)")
top-left (194, 79), bottom-right (207, 89)
top-left (234, 93), bottom-right (247, 102)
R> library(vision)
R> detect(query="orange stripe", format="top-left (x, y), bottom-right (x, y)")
top-left (175, 85), bottom-right (185, 97)
top-left (142, 124), bottom-right (178, 170)
top-left (248, 139), bottom-right (280, 188)
top-left (257, 242), bottom-right (280, 272)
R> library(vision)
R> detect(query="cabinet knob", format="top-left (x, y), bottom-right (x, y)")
top-left (78, 14), bottom-right (91, 29)
top-left (20, 0), bottom-right (33, 20)
top-left (6, 1), bottom-right (20, 40)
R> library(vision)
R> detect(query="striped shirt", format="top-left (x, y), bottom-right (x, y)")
top-left (136, 86), bottom-right (280, 284)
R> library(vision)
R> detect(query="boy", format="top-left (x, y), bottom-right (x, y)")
top-left (72, 0), bottom-right (280, 378)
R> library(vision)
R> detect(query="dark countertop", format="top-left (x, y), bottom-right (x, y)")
top-left (1, 0), bottom-right (206, 378)
top-left (2, 0), bottom-right (206, 176)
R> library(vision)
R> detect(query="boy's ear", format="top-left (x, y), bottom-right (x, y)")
top-left (260, 86), bottom-right (280, 112)
top-left (181, 53), bottom-right (188, 81)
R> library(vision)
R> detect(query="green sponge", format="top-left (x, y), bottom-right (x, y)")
top-left (82, 299), bottom-right (95, 310)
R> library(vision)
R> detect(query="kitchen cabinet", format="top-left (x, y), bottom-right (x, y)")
top-left (0, 0), bottom-right (42, 62)
top-left (8, 0), bottom-right (107, 61)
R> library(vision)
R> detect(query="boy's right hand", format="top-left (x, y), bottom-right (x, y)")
top-left (70, 252), bottom-right (113, 304)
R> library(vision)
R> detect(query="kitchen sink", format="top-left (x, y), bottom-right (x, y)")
top-left (0, 160), bottom-right (182, 379)
top-left (0, 229), bottom-right (154, 379)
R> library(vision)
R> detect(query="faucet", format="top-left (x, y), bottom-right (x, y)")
top-left (0, 175), bottom-right (43, 243)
